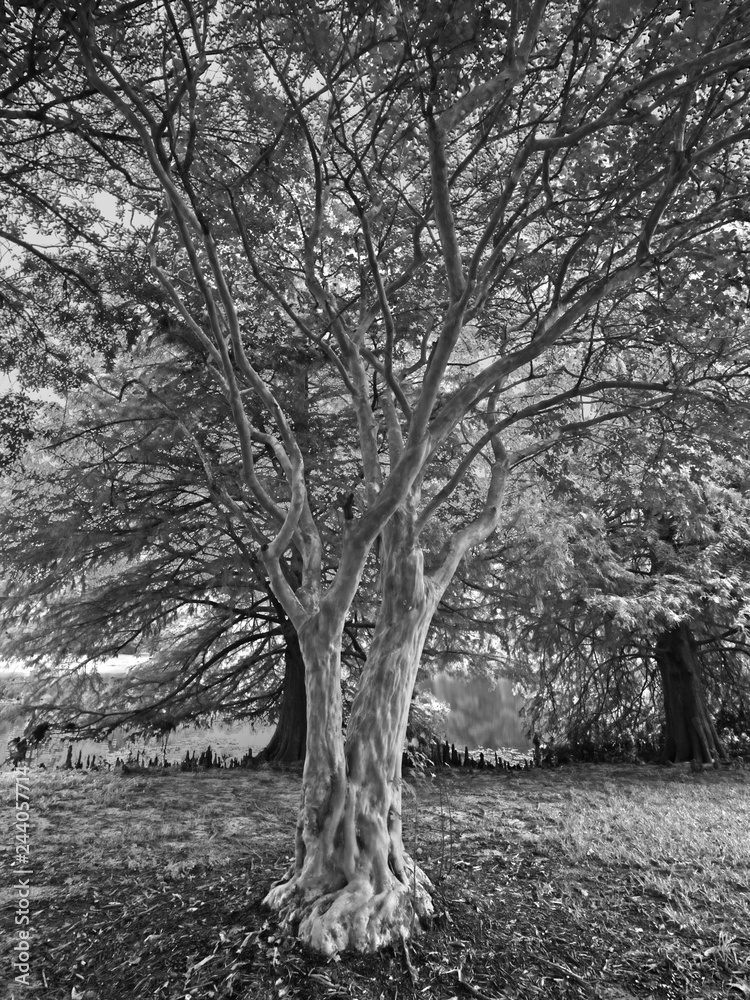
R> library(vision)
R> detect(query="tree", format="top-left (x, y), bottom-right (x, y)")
top-left (502, 398), bottom-right (750, 763)
top-left (4, 0), bottom-right (750, 954)
top-left (0, 345), bottom-right (317, 757)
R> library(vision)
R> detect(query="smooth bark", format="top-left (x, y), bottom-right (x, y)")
top-left (655, 624), bottom-right (728, 764)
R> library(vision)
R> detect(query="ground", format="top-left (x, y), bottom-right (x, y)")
top-left (1, 762), bottom-right (748, 1000)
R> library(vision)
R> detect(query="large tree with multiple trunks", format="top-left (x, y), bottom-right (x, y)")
top-left (3, 0), bottom-right (750, 954)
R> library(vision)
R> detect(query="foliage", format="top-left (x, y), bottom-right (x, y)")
top-left (494, 406), bottom-right (750, 752)
top-left (2, 0), bottom-right (749, 584)
top-left (0, 334), bottom-right (378, 737)
top-left (0, 348), bottom-right (296, 734)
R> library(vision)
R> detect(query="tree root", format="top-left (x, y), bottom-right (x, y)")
top-left (264, 858), bottom-right (434, 956)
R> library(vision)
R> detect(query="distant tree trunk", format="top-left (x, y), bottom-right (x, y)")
top-left (264, 518), bottom-right (435, 955)
top-left (258, 634), bottom-right (307, 764)
top-left (655, 624), bottom-right (727, 764)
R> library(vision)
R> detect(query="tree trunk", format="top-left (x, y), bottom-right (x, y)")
top-left (257, 634), bottom-right (307, 764)
top-left (263, 527), bottom-right (436, 955)
top-left (655, 623), bottom-right (728, 764)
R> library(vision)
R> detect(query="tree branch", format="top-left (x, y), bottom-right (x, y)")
top-left (436, 0), bottom-right (547, 132)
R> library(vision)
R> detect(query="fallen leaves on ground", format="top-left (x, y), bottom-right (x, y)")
top-left (1, 763), bottom-right (748, 1000)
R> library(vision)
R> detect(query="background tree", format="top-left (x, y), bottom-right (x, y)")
top-left (498, 394), bottom-right (750, 763)
top-left (0, 342), bottom-right (319, 761)
top-left (0, 321), bottom-right (388, 760)
top-left (3, 0), bottom-right (750, 954)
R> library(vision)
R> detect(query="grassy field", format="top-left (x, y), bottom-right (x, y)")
top-left (1, 762), bottom-right (748, 1000)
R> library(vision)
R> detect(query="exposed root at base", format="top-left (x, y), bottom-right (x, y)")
top-left (263, 860), bottom-right (434, 957)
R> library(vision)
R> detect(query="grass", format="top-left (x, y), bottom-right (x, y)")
top-left (1, 762), bottom-right (748, 1000)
